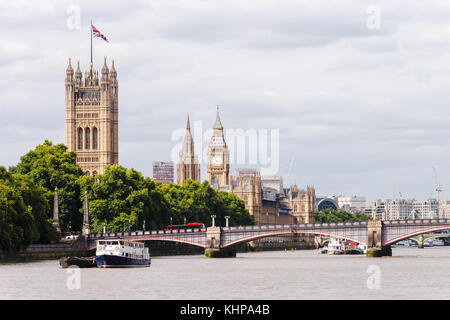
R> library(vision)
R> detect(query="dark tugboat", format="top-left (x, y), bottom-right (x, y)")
top-left (59, 256), bottom-right (96, 268)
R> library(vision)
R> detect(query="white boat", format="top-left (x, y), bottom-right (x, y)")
top-left (424, 239), bottom-right (433, 247)
top-left (432, 239), bottom-right (445, 246)
top-left (327, 238), bottom-right (344, 255)
top-left (357, 243), bottom-right (367, 254)
top-left (95, 239), bottom-right (150, 268)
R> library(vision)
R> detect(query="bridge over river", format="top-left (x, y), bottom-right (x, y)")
top-left (85, 218), bottom-right (450, 257)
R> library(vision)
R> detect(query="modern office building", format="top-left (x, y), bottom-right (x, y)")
top-left (337, 196), bottom-right (366, 213)
top-left (153, 161), bottom-right (174, 184)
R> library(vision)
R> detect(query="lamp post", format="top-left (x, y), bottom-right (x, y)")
top-left (266, 212), bottom-right (269, 226)
top-left (170, 217), bottom-right (173, 225)
top-left (143, 220), bottom-right (146, 231)
top-left (225, 216), bottom-right (230, 228)
top-left (103, 223), bottom-right (106, 234)
top-left (211, 215), bottom-right (216, 227)
top-left (184, 217), bottom-right (187, 225)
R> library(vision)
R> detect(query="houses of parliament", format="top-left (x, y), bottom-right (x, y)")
top-left (65, 58), bottom-right (315, 226)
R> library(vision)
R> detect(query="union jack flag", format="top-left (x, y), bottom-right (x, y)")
top-left (92, 24), bottom-right (108, 42)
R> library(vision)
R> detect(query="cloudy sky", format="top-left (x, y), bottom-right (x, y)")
top-left (2, 0), bottom-right (450, 204)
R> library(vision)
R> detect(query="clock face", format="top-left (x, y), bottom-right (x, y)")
top-left (211, 155), bottom-right (223, 165)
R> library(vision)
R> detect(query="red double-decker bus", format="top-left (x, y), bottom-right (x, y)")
top-left (166, 222), bottom-right (205, 231)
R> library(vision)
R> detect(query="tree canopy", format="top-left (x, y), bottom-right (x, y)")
top-left (0, 167), bottom-right (57, 251)
top-left (314, 208), bottom-right (372, 223)
top-left (1, 141), bottom-right (254, 250)
top-left (11, 140), bottom-right (84, 232)
top-left (79, 165), bottom-right (254, 233)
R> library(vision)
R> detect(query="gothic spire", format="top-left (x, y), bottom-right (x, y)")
top-left (186, 113), bottom-right (191, 131)
top-left (101, 56), bottom-right (109, 75)
top-left (66, 57), bottom-right (73, 80)
top-left (110, 59), bottom-right (117, 78)
top-left (213, 105), bottom-right (223, 130)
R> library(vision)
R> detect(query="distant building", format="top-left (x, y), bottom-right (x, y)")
top-left (337, 196), bottom-right (366, 213)
top-left (413, 199), bottom-right (439, 219)
top-left (439, 200), bottom-right (450, 219)
top-left (368, 200), bottom-right (387, 220)
top-left (316, 196), bottom-right (339, 211)
top-left (153, 161), bottom-right (174, 184)
top-left (261, 176), bottom-right (283, 194)
top-left (367, 198), bottom-right (442, 220)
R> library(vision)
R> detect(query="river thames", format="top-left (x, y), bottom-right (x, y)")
top-left (1, 247), bottom-right (449, 300)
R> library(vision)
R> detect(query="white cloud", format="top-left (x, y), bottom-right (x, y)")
top-left (1, 0), bottom-right (450, 203)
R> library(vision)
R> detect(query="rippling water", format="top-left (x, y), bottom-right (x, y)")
top-left (1, 247), bottom-right (449, 299)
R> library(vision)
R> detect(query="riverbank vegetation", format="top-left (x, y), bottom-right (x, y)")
top-left (314, 208), bottom-right (372, 223)
top-left (1, 141), bottom-right (254, 251)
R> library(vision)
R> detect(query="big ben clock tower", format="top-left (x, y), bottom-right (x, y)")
top-left (207, 106), bottom-right (230, 187)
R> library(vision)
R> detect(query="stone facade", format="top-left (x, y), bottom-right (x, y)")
top-left (289, 185), bottom-right (315, 224)
top-left (229, 169), bottom-right (262, 222)
top-left (177, 114), bottom-right (200, 185)
top-left (65, 58), bottom-right (118, 176)
top-left (153, 161), bottom-right (174, 184)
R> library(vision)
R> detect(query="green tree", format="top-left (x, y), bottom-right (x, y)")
top-left (157, 180), bottom-right (254, 227)
top-left (11, 140), bottom-right (84, 232)
top-left (314, 208), bottom-right (372, 223)
top-left (78, 165), bottom-right (170, 233)
top-left (0, 167), bottom-right (57, 251)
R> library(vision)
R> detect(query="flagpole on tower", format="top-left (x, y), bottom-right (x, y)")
top-left (90, 20), bottom-right (93, 65)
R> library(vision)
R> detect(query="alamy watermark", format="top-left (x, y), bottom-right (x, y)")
top-left (366, 265), bottom-right (381, 290)
top-left (66, 4), bottom-right (81, 30)
top-left (66, 265), bottom-right (81, 290)
top-left (366, 5), bottom-right (381, 30)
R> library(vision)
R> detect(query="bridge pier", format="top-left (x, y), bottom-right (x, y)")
top-left (204, 248), bottom-right (236, 258)
top-left (418, 234), bottom-right (424, 249)
top-left (366, 220), bottom-right (391, 257)
top-left (205, 226), bottom-right (236, 258)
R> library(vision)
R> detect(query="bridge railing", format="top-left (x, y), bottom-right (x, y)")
top-left (88, 227), bottom-right (208, 239)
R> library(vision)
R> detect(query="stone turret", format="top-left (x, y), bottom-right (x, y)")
top-left (289, 184), bottom-right (315, 224)
top-left (66, 58), bottom-right (74, 82)
top-left (177, 113), bottom-right (200, 185)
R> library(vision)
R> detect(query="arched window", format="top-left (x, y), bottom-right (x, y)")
top-left (92, 171), bottom-right (97, 177)
top-left (78, 128), bottom-right (83, 150)
top-left (86, 171), bottom-right (90, 176)
top-left (85, 127), bottom-right (91, 149)
top-left (93, 127), bottom-right (98, 150)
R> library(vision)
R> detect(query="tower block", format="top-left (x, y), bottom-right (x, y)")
top-left (65, 58), bottom-right (119, 176)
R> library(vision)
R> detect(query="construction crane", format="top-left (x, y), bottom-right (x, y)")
top-left (433, 167), bottom-right (442, 202)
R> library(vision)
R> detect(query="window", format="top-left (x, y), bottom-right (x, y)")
top-left (78, 128), bottom-right (83, 150)
top-left (85, 128), bottom-right (91, 149)
top-left (93, 127), bottom-right (98, 149)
